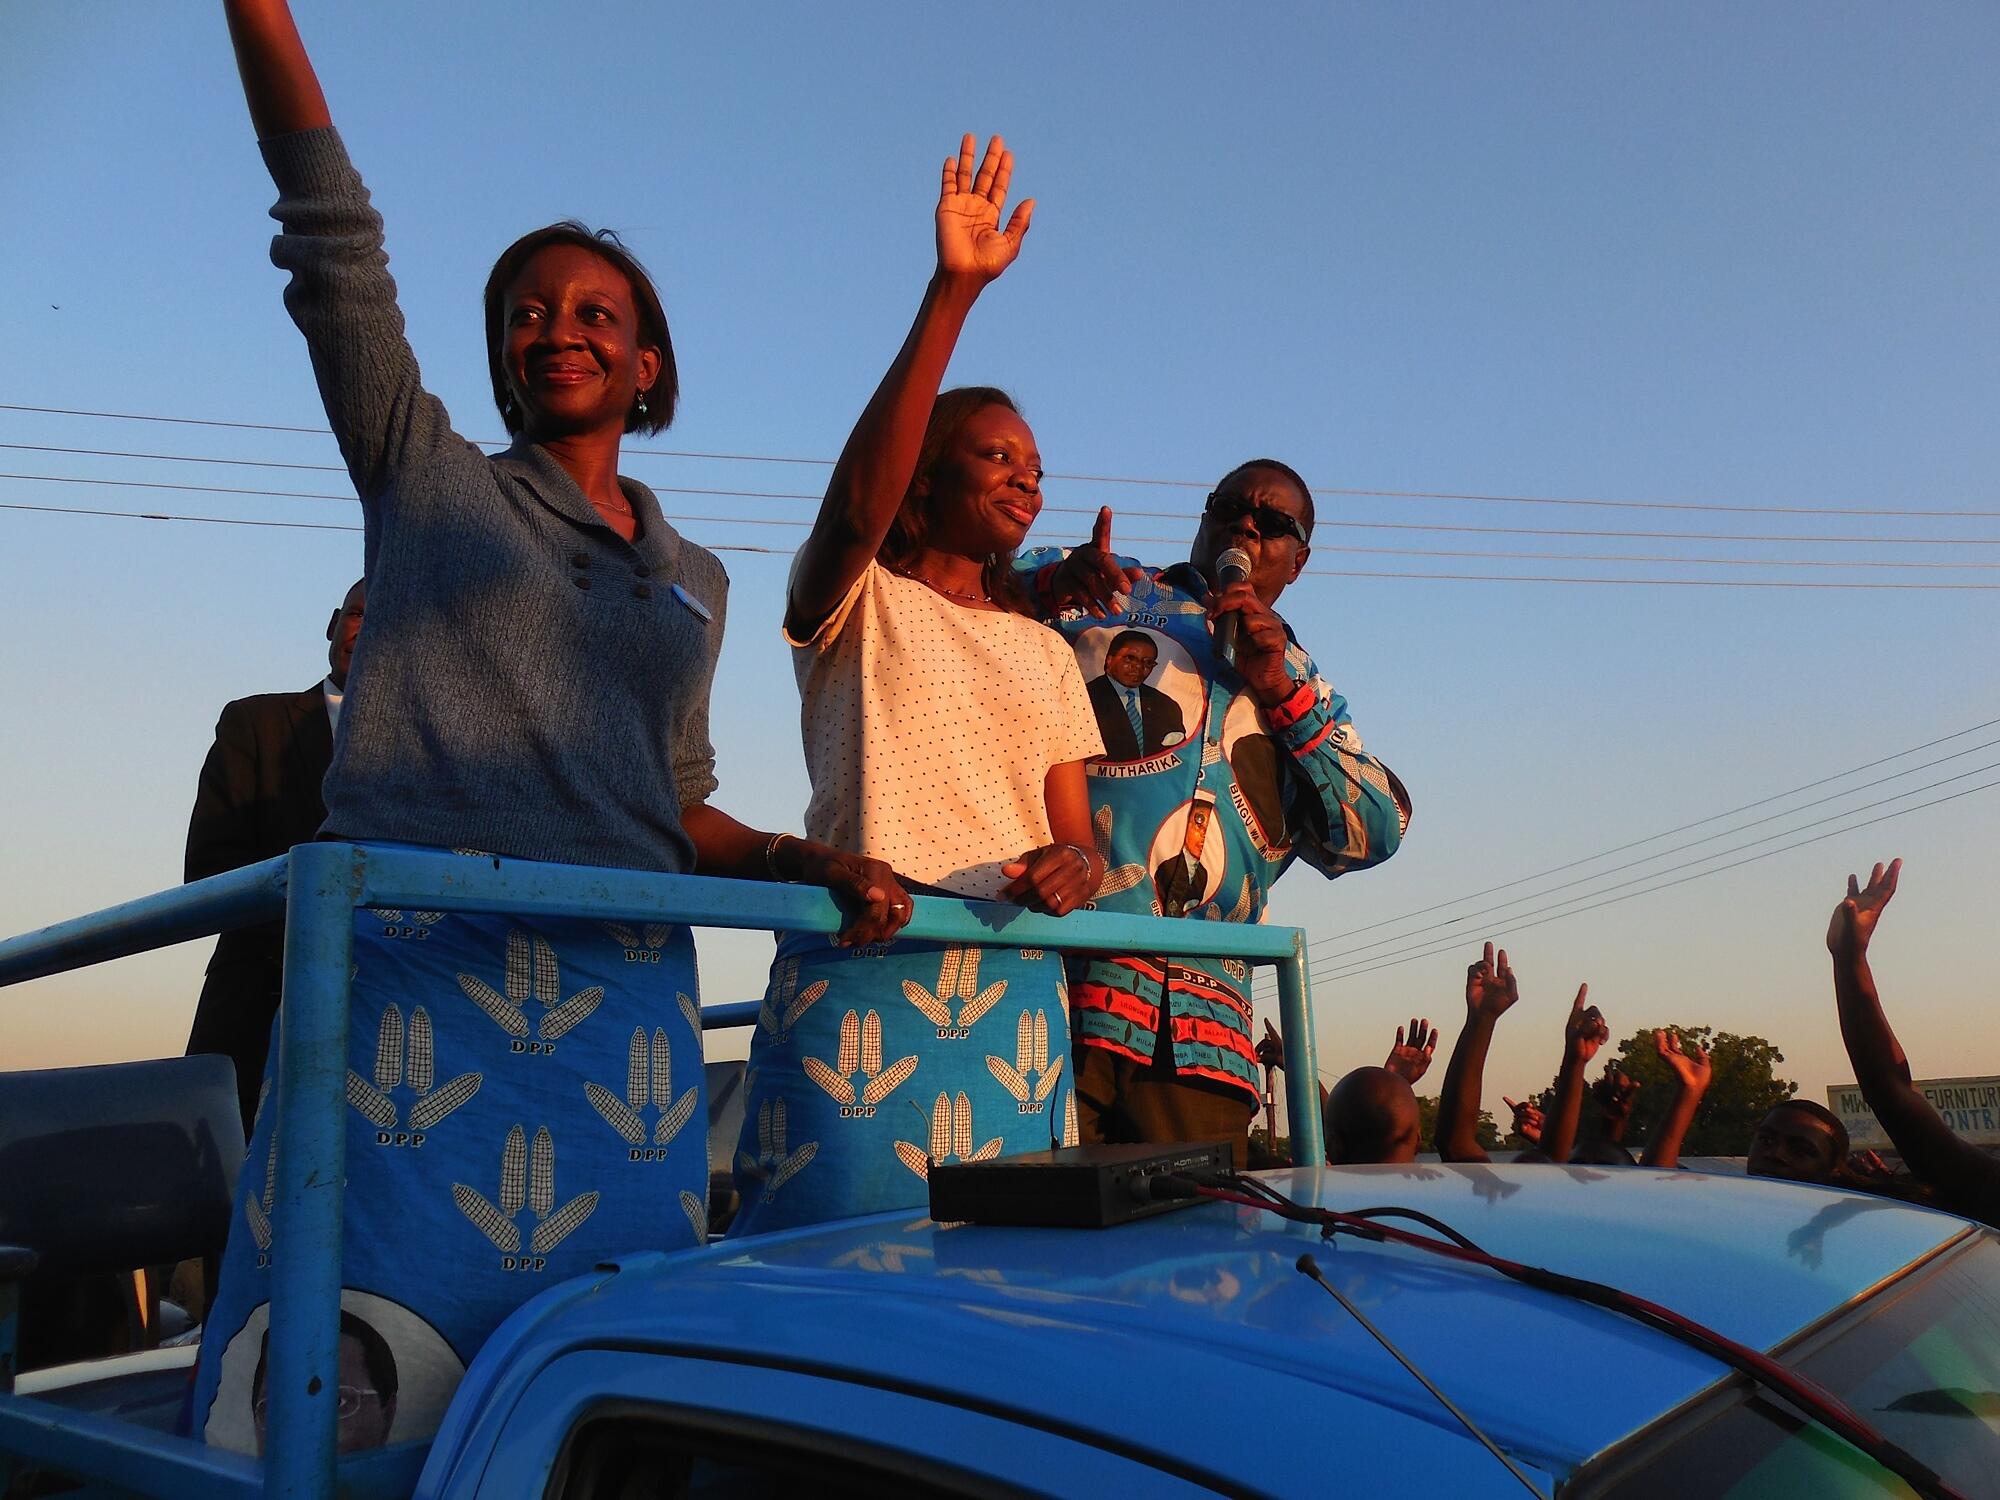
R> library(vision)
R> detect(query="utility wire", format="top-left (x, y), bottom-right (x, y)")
top-left (1314, 763), bottom-right (2000, 983)
top-left (9, 498), bottom-right (2000, 589)
top-left (1318, 772), bottom-right (2000, 986)
top-left (7, 402), bottom-right (2000, 520)
top-left (1307, 714), bottom-right (2000, 949)
top-left (1313, 737), bottom-right (2000, 965)
top-left (7, 462), bottom-right (1999, 549)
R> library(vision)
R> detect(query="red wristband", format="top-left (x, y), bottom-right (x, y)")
top-left (1265, 681), bottom-right (1317, 729)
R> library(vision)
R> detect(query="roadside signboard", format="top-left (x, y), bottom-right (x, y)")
top-left (1829, 1078), bottom-right (2000, 1149)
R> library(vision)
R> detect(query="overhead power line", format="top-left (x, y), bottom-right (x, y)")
top-left (7, 402), bottom-right (2000, 520)
top-left (1315, 773), bottom-right (2000, 986)
top-left (1311, 760), bottom-right (2000, 983)
top-left (1307, 713), bottom-right (2000, 950)
top-left (1312, 735), bottom-right (2000, 965)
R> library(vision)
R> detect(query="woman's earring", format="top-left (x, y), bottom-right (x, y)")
top-left (635, 389), bottom-right (649, 418)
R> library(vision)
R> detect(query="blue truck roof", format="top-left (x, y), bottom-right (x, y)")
top-left (421, 1163), bottom-right (1976, 1496)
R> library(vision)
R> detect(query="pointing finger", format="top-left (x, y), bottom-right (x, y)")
top-left (1091, 506), bottom-right (1114, 552)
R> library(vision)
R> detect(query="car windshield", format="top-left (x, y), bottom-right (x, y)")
top-left (1584, 1230), bottom-right (2000, 1498)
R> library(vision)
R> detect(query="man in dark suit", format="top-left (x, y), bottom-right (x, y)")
top-left (186, 579), bottom-right (364, 1135)
top-left (1086, 629), bottom-right (1186, 760)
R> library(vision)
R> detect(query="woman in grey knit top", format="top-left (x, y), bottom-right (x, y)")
top-left (188, 2), bottom-right (919, 1452)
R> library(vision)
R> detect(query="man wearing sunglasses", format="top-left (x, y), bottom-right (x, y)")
top-left (1019, 460), bottom-right (1409, 1165)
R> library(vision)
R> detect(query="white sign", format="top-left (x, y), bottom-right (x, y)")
top-left (1829, 1078), bottom-right (2000, 1149)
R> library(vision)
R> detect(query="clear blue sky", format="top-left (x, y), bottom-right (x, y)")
top-left (4, 4), bottom-right (1996, 1126)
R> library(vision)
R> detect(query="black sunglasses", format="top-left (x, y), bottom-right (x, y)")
top-left (1203, 493), bottom-right (1309, 545)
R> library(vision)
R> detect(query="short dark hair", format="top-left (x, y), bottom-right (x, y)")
top-left (1106, 629), bottom-right (1155, 657)
top-left (878, 386), bottom-right (1031, 614)
top-left (1768, 1098), bottom-right (1850, 1159)
top-left (1219, 458), bottom-right (1315, 537)
top-left (483, 222), bottom-right (678, 437)
top-left (253, 1310), bottom-right (400, 1405)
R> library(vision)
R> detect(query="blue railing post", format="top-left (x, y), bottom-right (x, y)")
top-left (1276, 936), bottom-right (1324, 1166)
top-left (266, 843), bottom-right (359, 1500)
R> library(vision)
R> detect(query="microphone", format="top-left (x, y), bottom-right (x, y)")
top-left (1212, 547), bottom-right (1251, 665)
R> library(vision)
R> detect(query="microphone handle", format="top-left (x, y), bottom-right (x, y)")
top-left (1214, 608), bottom-right (1239, 666)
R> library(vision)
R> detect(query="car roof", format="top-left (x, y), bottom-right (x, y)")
top-left (468, 1164), bottom-right (1977, 1488)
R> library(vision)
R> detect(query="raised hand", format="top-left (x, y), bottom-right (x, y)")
top-left (1000, 843), bottom-right (1098, 916)
top-left (1827, 859), bottom-right (1901, 961)
top-left (1654, 1029), bottom-right (1712, 1093)
top-left (937, 134), bottom-right (1034, 284)
top-left (1384, 1017), bottom-right (1438, 1085)
top-left (1563, 985), bottom-right (1607, 1065)
top-left (1256, 1018), bottom-right (1286, 1070)
top-left (1504, 1095), bottom-right (1544, 1146)
top-left (1049, 507), bottom-right (1146, 617)
top-left (1464, 942), bottom-right (1520, 1023)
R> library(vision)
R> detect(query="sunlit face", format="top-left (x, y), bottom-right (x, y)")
top-left (501, 244), bottom-right (661, 440)
top-left (1104, 638), bottom-right (1158, 689)
top-left (919, 405), bottom-right (1044, 557)
top-left (325, 580), bottom-right (365, 690)
top-left (1747, 1107), bottom-right (1844, 1183)
top-left (1190, 463), bottom-right (1312, 606)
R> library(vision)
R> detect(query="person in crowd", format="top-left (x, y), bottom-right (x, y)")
top-left (185, 578), bottom-right (364, 1136)
top-left (194, 0), bottom-right (907, 1452)
top-left (1641, 1030), bottom-right (1711, 1170)
top-left (1087, 629), bottom-right (1187, 758)
top-left (1021, 493), bottom-right (1411, 1167)
top-left (1570, 1066), bottom-right (1641, 1166)
top-left (729, 135), bottom-right (1105, 1234)
top-left (1540, 983), bottom-right (1611, 1165)
top-left (1323, 1066), bottom-right (1421, 1165)
top-left (1825, 859), bottom-right (2000, 1226)
top-left (1746, 1099), bottom-right (1851, 1186)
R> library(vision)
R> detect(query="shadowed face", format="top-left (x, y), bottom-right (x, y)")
top-left (253, 1331), bottom-right (397, 1457)
top-left (1104, 638), bottom-right (1158, 689)
top-left (501, 244), bottom-right (661, 440)
top-left (325, 579), bottom-right (365, 689)
top-left (918, 404), bottom-right (1044, 558)
top-left (1747, 1106), bottom-right (1844, 1183)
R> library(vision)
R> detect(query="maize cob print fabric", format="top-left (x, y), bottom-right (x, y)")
top-left (729, 931), bottom-right (1077, 1235)
top-left (191, 906), bottom-right (707, 1454)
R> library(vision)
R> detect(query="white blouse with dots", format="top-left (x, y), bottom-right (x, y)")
top-left (788, 559), bottom-right (1106, 899)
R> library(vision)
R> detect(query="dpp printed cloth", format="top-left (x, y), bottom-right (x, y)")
top-left (1017, 551), bottom-right (1410, 1104)
top-left (729, 932), bottom-right (1078, 1235)
top-left (190, 910), bottom-right (707, 1454)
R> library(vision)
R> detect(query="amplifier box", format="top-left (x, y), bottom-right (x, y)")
top-left (927, 1141), bottom-right (1232, 1229)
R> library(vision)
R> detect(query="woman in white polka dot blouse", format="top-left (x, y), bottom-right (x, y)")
top-left (728, 135), bottom-right (1107, 1233)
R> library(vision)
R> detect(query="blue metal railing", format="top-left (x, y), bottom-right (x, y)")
top-left (0, 842), bottom-right (1321, 1500)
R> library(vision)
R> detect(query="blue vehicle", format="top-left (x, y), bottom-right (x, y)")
top-left (3, 845), bottom-right (1996, 1498)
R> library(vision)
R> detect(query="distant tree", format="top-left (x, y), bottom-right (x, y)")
top-left (1416, 1095), bottom-right (1499, 1154)
top-left (1532, 1026), bottom-right (1796, 1158)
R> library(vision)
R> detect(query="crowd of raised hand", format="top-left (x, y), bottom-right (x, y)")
top-left (1281, 859), bottom-right (1999, 1227)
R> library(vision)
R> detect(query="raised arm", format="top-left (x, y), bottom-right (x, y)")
top-left (1828, 860), bottom-right (1996, 1208)
top-left (1542, 984), bottom-right (1607, 1164)
top-left (1642, 1030), bottom-right (1711, 1169)
top-left (788, 136), bottom-right (1033, 637)
top-left (223, 0), bottom-right (332, 138)
top-left (1437, 943), bottom-right (1518, 1163)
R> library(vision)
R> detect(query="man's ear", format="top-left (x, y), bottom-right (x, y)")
top-left (326, 609), bottom-right (341, 642)
top-left (1287, 543), bottom-right (1311, 584)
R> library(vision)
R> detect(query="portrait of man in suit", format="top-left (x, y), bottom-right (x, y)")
top-left (185, 578), bottom-right (363, 1134)
top-left (1087, 628), bottom-right (1187, 760)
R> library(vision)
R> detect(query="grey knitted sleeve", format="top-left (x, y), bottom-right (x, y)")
top-left (260, 128), bottom-right (457, 506)
top-left (672, 546), bottom-right (729, 808)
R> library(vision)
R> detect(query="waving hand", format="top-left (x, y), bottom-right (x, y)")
top-left (937, 134), bottom-right (1034, 283)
